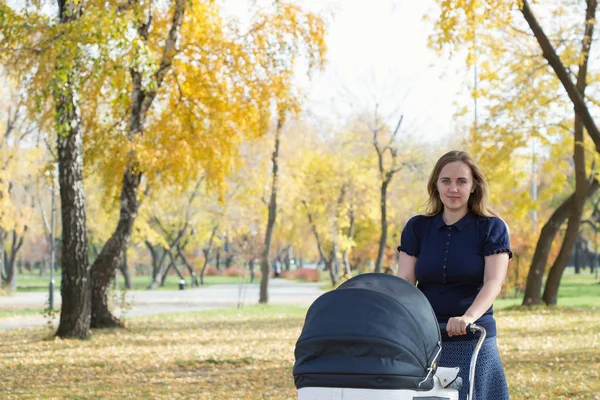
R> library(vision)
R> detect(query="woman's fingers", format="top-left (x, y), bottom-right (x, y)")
top-left (447, 317), bottom-right (469, 336)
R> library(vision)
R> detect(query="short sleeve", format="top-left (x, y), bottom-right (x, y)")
top-left (483, 217), bottom-right (513, 259)
top-left (397, 216), bottom-right (421, 257)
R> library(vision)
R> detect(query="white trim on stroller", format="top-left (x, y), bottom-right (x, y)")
top-left (298, 367), bottom-right (460, 400)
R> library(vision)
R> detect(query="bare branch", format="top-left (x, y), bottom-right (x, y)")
top-left (391, 115), bottom-right (403, 138)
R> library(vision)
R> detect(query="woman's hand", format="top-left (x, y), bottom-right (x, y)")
top-left (446, 315), bottom-right (476, 337)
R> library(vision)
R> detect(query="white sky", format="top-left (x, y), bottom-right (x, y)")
top-left (303, 0), bottom-right (471, 143)
top-left (224, 0), bottom-right (474, 143)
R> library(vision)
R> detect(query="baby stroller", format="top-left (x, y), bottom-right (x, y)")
top-left (293, 273), bottom-right (486, 400)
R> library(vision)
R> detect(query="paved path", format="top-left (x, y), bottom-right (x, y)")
top-left (0, 279), bottom-right (323, 331)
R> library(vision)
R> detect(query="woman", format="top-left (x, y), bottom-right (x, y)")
top-left (397, 150), bottom-right (511, 400)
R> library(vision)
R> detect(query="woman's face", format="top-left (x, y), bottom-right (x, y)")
top-left (436, 161), bottom-right (474, 213)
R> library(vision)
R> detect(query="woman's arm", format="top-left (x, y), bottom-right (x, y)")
top-left (446, 252), bottom-right (509, 337)
top-left (397, 252), bottom-right (417, 285)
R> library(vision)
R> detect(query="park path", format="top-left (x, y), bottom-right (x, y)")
top-left (0, 279), bottom-right (322, 331)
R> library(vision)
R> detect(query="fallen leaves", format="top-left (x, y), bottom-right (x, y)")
top-left (0, 305), bottom-right (597, 399)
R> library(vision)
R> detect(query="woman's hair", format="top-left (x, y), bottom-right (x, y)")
top-left (425, 150), bottom-right (498, 217)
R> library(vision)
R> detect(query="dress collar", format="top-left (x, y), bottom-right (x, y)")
top-left (434, 210), bottom-right (475, 231)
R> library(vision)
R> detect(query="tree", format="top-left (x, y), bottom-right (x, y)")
top-left (289, 126), bottom-right (371, 286)
top-left (88, 0), bottom-right (187, 328)
top-left (0, 0), bottom-right (104, 337)
top-left (0, 0), bottom-right (146, 338)
top-left (52, 0), bottom-right (95, 338)
top-left (533, 0), bottom-right (597, 305)
top-left (430, 0), bottom-right (600, 305)
top-left (260, 121), bottom-right (282, 303)
top-left (137, 179), bottom-right (204, 289)
top-left (0, 77), bottom-right (37, 291)
top-left (86, 0), bottom-right (326, 319)
top-left (368, 109), bottom-right (408, 273)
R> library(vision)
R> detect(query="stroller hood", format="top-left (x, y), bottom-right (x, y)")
top-left (293, 273), bottom-right (441, 390)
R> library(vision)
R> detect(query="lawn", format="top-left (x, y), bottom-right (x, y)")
top-left (495, 268), bottom-right (600, 310)
top-left (0, 305), bottom-right (598, 399)
top-left (11, 274), bottom-right (250, 292)
top-left (1, 270), bottom-right (598, 399)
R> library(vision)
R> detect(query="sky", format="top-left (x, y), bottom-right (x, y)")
top-left (224, 0), bottom-right (473, 143)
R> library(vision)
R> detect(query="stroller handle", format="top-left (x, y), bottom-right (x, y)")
top-left (437, 322), bottom-right (486, 400)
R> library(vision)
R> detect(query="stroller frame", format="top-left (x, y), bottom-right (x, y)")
top-left (439, 323), bottom-right (487, 400)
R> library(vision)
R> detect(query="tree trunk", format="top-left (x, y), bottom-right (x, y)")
top-left (145, 241), bottom-right (161, 279)
top-left (225, 254), bottom-right (234, 270)
top-left (223, 235), bottom-right (232, 269)
top-left (0, 233), bottom-right (6, 287)
top-left (542, 120), bottom-right (586, 304)
top-left (90, 168), bottom-right (140, 328)
top-left (1, 229), bottom-right (26, 290)
top-left (167, 250), bottom-right (185, 280)
top-left (215, 247), bottom-right (221, 271)
top-left (283, 246), bottom-right (292, 271)
top-left (342, 208), bottom-right (355, 277)
top-left (248, 259), bottom-right (256, 283)
top-left (522, 179), bottom-right (599, 304)
top-left (573, 239), bottom-right (581, 274)
top-left (119, 249), bottom-right (133, 289)
top-left (53, 63), bottom-right (91, 338)
top-left (90, 0), bottom-right (186, 328)
top-left (199, 225), bottom-right (219, 285)
top-left (542, 0), bottom-right (597, 306)
top-left (147, 246), bottom-right (171, 289)
top-left (53, 0), bottom-right (91, 337)
top-left (177, 245), bottom-right (198, 287)
top-left (160, 263), bottom-right (173, 287)
top-left (371, 112), bottom-right (403, 274)
top-left (375, 178), bottom-right (390, 273)
top-left (326, 248), bottom-right (339, 287)
top-left (200, 249), bottom-right (211, 285)
top-left (260, 120), bottom-right (282, 304)
top-left (90, 244), bottom-right (100, 263)
top-left (521, 0), bottom-right (597, 305)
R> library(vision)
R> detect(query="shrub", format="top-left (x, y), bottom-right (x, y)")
top-left (203, 267), bottom-right (221, 276)
top-left (223, 266), bottom-right (248, 278)
top-left (278, 270), bottom-right (295, 279)
top-left (293, 268), bottom-right (320, 282)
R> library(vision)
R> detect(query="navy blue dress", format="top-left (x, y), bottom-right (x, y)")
top-left (398, 211), bottom-right (511, 400)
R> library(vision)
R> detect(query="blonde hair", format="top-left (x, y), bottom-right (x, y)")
top-left (425, 150), bottom-right (497, 217)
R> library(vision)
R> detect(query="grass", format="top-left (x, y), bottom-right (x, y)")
top-left (11, 274), bottom-right (250, 292)
top-left (495, 268), bottom-right (600, 311)
top-left (0, 304), bottom-right (598, 399)
top-left (0, 308), bottom-right (46, 318)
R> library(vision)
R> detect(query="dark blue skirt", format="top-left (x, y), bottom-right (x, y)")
top-left (439, 336), bottom-right (510, 400)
